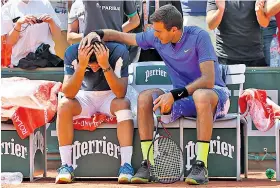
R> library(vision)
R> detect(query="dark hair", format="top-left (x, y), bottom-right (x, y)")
top-left (150, 4), bottom-right (183, 31)
top-left (88, 39), bottom-right (106, 63)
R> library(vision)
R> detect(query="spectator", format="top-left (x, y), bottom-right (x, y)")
top-left (141, 0), bottom-right (182, 31)
top-left (206, 0), bottom-right (269, 67)
top-left (83, 1), bottom-right (140, 36)
top-left (67, 0), bottom-right (85, 44)
top-left (50, 0), bottom-right (71, 60)
top-left (123, 0), bottom-right (142, 64)
top-left (181, 0), bottom-right (215, 45)
top-left (1, 0), bottom-right (61, 66)
top-left (139, 0), bottom-right (182, 62)
top-left (72, 1), bottom-right (140, 64)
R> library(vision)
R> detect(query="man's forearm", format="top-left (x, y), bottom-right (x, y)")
top-left (62, 67), bottom-right (85, 99)
top-left (122, 20), bottom-right (139, 33)
top-left (265, 1), bottom-right (280, 17)
top-left (49, 21), bottom-right (61, 39)
top-left (103, 68), bottom-right (127, 98)
top-left (185, 76), bottom-right (215, 95)
top-left (102, 29), bottom-right (137, 46)
top-left (67, 32), bottom-right (83, 44)
top-left (206, 9), bottom-right (225, 30)
top-left (256, 11), bottom-right (270, 27)
top-left (122, 15), bottom-right (140, 33)
top-left (6, 23), bottom-right (22, 46)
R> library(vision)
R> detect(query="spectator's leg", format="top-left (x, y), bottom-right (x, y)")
top-left (131, 88), bottom-right (165, 183)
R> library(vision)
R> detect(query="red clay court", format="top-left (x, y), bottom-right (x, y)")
top-left (2, 170), bottom-right (280, 188)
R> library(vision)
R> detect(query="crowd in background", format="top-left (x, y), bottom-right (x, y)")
top-left (1, 0), bottom-right (280, 68)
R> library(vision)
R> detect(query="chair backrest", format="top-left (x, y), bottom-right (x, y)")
top-left (129, 62), bottom-right (246, 93)
top-left (224, 64), bottom-right (246, 85)
top-left (224, 64), bottom-right (246, 98)
top-left (128, 61), bottom-right (173, 93)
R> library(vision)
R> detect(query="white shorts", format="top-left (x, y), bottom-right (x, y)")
top-left (73, 90), bottom-right (116, 120)
top-left (183, 15), bottom-right (216, 47)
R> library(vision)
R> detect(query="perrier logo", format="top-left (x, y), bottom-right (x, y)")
top-left (145, 68), bottom-right (168, 82)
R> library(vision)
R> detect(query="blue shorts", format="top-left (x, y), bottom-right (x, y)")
top-left (163, 86), bottom-right (230, 122)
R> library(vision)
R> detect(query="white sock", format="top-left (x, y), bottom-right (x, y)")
top-left (120, 146), bottom-right (133, 166)
top-left (59, 145), bottom-right (72, 167)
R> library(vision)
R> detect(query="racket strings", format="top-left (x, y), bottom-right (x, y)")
top-left (150, 137), bottom-right (184, 183)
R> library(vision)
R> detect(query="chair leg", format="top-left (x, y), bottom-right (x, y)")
top-left (237, 117), bottom-right (241, 181)
top-left (242, 119), bottom-right (248, 178)
top-left (180, 120), bottom-right (184, 181)
top-left (276, 119), bottom-right (280, 182)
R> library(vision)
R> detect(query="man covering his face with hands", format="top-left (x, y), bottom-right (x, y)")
top-left (55, 39), bottom-right (135, 184)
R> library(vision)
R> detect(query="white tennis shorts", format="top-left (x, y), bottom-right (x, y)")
top-left (73, 90), bottom-right (116, 120)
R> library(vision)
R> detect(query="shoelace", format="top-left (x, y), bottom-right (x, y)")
top-left (57, 166), bottom-right (72, 174)
top-left (118, 164), bottom-right (134, 176)
top-left (191, 164), bottom-right (203, 175)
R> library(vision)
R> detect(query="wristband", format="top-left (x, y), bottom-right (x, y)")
top-left (102, 66), bottom-right (111, 73)
top-left (170, 87), bottom-right (189, 101)
top-left (94, 30), bottom-right (104, 39)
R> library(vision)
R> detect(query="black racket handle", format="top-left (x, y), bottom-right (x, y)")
top-left (152, 93), bottom-right (161, 118)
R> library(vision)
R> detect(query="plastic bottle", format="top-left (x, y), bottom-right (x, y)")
top-left (1, 172), bottom-right (23, 185)
top-left (270, 34), bottom-right (280, 67)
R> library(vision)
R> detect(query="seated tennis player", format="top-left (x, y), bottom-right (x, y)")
top-left (55, 39), bottom-right (134, 184)
top-left (80, 4), bottom-right (230, 185)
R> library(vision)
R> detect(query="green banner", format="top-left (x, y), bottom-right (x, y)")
top-left (136, 66), bottom-right (171, 85)
top-left (1, 131), bottom-right (30, 177)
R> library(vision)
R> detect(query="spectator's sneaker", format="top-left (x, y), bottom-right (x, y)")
top-left (118, 163), bottom-right (134, 184)
top-left (185, 160), bottom-right (209, 185)
top-left (55, 164), bottom-right (74, 184)
top-left (131, 160), bottom-right (151, 183)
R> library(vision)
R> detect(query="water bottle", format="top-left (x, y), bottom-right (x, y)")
top-left (270, 34), bottom-right (280, 67)
top-left (1, 172), bottom-right (23, 185)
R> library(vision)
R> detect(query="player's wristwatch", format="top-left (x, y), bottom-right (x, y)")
top-left (102, 66), bottom-right (111, 73)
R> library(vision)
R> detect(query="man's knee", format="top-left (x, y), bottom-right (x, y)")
top-left (138, 90), bottom-right (153, 108)
top-left (138, 89), bottom-right (163, 108)
top-left (193, 89), bottom-right (213, 105)
top-left (193, 89), bottom-right (218, 110)
top-left (111, 98), bottom-right (133, 123)
top-left (57, 97), bottom-right (76, 115)
top-left (111, 98), bottom-right (131, 111)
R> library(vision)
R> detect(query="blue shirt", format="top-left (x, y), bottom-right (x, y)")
top-left (64, 42), bottom-right (129, 91)
top-left (181, 1), bottom-right (207, 16)
top-left (136, 26), bottom-right (226, 89)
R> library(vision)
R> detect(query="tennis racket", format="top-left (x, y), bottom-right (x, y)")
top-left (147, 93), bottom-right (184, 184)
